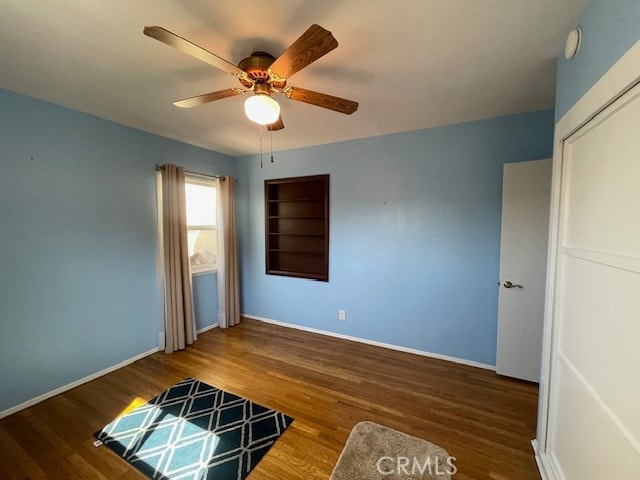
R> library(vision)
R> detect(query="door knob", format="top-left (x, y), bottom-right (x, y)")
top-left (503, 281), bottom-right (523, 289)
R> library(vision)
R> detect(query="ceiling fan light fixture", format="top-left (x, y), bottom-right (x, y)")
top-left (244, 94), bottom-right (280, 125)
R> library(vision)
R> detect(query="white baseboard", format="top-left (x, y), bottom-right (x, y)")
top-left (0, 346), bottom-right (160, 420)
top-left (242, 314), bottom-right (495, 371)
top-left (197, 322), bottom-right (219, 334)
top-left (157, 322), bottom-right (218, 347)
top-left (532, 439), bottom-right (561, 480)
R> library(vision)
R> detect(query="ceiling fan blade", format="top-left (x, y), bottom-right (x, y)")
top-left (285, 87), bottom-right (358, 114)
top-left (267, 115), bottom-right (284, 131)
top-left (269, 24), bottom-right (338, 80)
top-left (144, 26), bottom-right (244, 76)
top-left (173, 88), bottom-right (245, 108)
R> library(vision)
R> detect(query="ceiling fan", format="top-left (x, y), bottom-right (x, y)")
top-left (143, 24), bottom-right (359, 131)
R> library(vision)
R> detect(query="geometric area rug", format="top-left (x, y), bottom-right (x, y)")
top-left (94, 378), bottom-right (294, 480)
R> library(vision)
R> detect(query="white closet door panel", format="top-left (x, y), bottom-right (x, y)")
top-left (551, 358), bottom-right (640, 480)
top-left (546, 79), bottom-right (640, 479)
top-left (558, 254), bottom-right (640, 435)
top-left (563, 89), bottom-right (640, 257)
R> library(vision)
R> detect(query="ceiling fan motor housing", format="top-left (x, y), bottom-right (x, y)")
top-left (238, 51), bottom-right (286, 89)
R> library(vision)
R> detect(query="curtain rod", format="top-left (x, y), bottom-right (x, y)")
top-left (155, 164), bottom-right (226, 181)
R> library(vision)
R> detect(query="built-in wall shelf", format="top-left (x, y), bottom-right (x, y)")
top-left (265, 175), bottom-right (329, 281)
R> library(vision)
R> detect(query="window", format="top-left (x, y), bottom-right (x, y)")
top-left (185, 178), bottom-right (217, 274)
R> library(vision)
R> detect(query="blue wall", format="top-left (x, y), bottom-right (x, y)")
top-left (193, 273), bottom-right (219, 331)
top-left (236, 110), bottom-right (554, 366)
top-left (0, 88), bottom-right (232, 413)
top-left (555, 0), bottom-right (640, 121)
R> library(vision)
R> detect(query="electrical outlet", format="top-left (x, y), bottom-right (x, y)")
top-left (338, 309), bottom-right (346, 320)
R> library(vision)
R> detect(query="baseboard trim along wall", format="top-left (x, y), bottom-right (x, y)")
top-left (1, 317), bottom-right (489, 419)
top-left (157, 322), bottom-right (219, 349)
top-left (242, 314), bottom-right (496, 371)
top-left (532, 440), bottom-right (559, 480)
top-left (197, 322), bottom-right (219, 334)
top-left (0, 347), bottom-right (160, 420)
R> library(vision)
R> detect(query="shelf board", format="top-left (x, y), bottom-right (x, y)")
top-left (268, 196), bottom-right (325, 203)
top-left (268, 249), bottom-right (324, 254)
top-left (268, 232), bottom-right (325, 236)
top-left (267, 269), bottom-right (326, 280)
top-left (268, 215), bottom-right (324, 219)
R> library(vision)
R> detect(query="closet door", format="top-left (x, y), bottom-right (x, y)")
top-left (545, 81), bottom-right (640, 479)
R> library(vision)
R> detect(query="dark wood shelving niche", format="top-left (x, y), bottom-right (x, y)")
top-left (265, 175), bottom-right (329, 281)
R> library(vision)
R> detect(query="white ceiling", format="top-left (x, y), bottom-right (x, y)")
top-left (0, 0), bottom-right (589, 157)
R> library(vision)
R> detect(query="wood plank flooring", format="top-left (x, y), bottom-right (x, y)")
top-left (0, 318), bottom-right (540, 479)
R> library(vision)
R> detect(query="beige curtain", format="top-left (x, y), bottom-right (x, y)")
top-left (216, 177), bottom-right (240, 328)
top-left (159, 164), bottom-right (196, 353)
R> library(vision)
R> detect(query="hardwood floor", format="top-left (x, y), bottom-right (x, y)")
top-left (0, 318), bottom-right (540, 479)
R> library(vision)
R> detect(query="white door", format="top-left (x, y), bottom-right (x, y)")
top-left (496, 159), bottom-right (552, 382)
top-left (543, 81), bottom-right (640, 479)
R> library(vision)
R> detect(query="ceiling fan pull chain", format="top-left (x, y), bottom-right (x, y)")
top-left (259, 124), bottom-right (263, 169)
top-left (270, 131), bottom-right (274, 163)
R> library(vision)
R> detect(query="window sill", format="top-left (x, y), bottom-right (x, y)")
top-left (191, 267), bottom-right (217, 277)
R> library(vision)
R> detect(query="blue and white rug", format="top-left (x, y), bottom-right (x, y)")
top-left (94, 378), bottom-right (293, 480)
